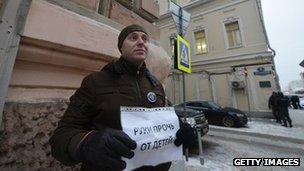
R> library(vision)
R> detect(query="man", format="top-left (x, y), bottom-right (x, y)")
top-left (49, 24), bottom-right (194, 171)
top-left (291, 95), bottom-right (301, 109)
top-left (277, 92), bottom-right (293, 127)
top-left (268, 92), bottom-right (279, 122)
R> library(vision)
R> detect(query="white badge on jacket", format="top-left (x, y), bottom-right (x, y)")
top-left (147, 92), bottom-right (157, 103)
top-left (120, 107), bottom-right (182, 171)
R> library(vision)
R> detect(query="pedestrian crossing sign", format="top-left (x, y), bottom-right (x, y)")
top-left (175, 35), bottom-right (191, 73)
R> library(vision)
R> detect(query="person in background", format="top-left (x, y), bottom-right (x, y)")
top-left (277, 92), bottom-right (293, 127)
top-left (291, 95), bottom-right (302, 109)
top-left (49, 24), bottom-right (195, 171)
top-left (268, 92), bottom-right (280, 123)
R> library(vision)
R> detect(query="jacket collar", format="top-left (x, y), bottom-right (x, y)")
top-left (104, 57), bottom-right (145, 76)
top-left (102, 57), bottom-right (159, 87)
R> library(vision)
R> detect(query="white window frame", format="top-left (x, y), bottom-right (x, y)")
top-left (222, 17), bottom-right (245, 50)
top-left (193, 27), bottom-right (209, 55)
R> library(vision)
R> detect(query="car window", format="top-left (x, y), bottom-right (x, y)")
top-left (207, 101), bottom-right (222, 109)
top-left (200, 102), bottom-right (211, 109)
top-left (186, 102), bottom-right (199, 107)
top-left (194, 102), bottom-right (203, 107)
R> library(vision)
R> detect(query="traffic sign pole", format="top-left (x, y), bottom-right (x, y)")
top-left (178, 5), bottom-right (189, 162)
top-left (169, 0), bottom-right (204, 165)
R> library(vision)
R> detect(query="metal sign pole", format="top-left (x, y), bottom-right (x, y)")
top-left (178, 5), bottom-right (190, 162)
top-left (169, 0), bottom-right (203, 165)
top-left (182, 73), bottom-right (189, 161)
top-left (244, 67), bottom-right (251, 122)
top-left (245, 75), bottom-right (251, 121)
top-left (178, 4), bottom-right (183, 37)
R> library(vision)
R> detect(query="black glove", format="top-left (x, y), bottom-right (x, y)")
top-left (75, 128), bottom-right (137, 170)
top-left (174, 122), bottom-right (196, 148)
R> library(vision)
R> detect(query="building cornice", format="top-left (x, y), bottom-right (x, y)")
top-left (157, 0), bottom-right (250, 28)
top-left (192, 51), bottom-right (273, 66)
top-left (191, 0), bottom-right (249, 20)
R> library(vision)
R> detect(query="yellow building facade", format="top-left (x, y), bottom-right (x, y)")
top-left (157, 0), bottom-right (279, 117)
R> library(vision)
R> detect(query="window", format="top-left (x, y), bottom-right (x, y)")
top-left (207, 101), bottom-right (222, 109)
top-left (187, 102), bottom-right (201, 107)
top-left (225, 21), bottom-right (242, 48)
top-left (201, 102), bottom-right (211, 109)
top-left (194, 30), bottom-right (207, 54)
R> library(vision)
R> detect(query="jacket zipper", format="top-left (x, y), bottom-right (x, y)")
top-left (136, 70), bottom-right (142, 105)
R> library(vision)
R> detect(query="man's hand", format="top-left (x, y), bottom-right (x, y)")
top-left (174, 122), bottom-right (196, 149)
top-left (75, 128), bottom-right (137, 170)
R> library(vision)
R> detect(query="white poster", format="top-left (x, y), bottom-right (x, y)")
top-left (120, 107), bottom-right (183, 171)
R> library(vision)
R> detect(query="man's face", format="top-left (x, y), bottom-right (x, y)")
top-left (120, 31), bottom-right (150, 66)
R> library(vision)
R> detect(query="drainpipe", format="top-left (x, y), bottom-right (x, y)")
top-left (200, 70), bottom-right (215, 102)
top-left (209, 75), bottom-right (216, 103)
top-left (255, 0), bottom-right (281, 91)
top-left (0, 0), bottom-right (32, 126)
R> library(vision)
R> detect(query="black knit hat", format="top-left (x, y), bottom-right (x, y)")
top-left (118, 24), bottom-right (148, 53)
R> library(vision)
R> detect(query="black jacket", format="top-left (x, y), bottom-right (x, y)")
top-left (49, 58), bottom-right (171, 170)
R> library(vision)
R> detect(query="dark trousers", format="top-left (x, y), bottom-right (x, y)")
top-left (272, 108), bottom-right (280, 123)
top-left (292, 103), bottom-right (298, 109)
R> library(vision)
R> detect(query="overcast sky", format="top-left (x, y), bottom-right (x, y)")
top-left (261, 0), bottom-right (304, 90)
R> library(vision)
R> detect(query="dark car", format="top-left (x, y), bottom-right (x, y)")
top-left (176, 101), bottom-right (248, 127)
top-left (174, 106), bottom-right (209, 136)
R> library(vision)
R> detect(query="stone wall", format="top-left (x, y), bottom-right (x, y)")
top-left (0, 100), bottom-right (80, 170)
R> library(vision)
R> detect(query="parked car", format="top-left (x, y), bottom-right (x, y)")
top-left (176, 101), bottom-right (248, 127)
top-left (174, 106), bottom-right (209, 136)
